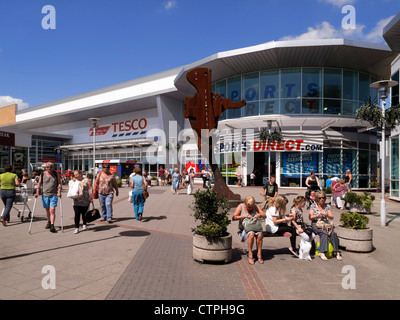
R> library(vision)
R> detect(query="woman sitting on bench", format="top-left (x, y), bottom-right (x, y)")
top-left (233, 196), bottom-right (266, 265)
top-left (265, 195), bottom-right (296, 251)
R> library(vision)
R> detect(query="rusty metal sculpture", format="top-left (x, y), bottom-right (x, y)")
top-left (184, 68), bottom-right (246, 200)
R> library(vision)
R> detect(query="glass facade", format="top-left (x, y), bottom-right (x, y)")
top-left (391, 70), bottom-right (399, 107)
top-left (280, 138), bottom-right (377, 188)
top-left (215, 68), bottom-right (378, 120)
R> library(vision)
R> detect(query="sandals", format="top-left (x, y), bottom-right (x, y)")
top-left (257, 256), bottom-right (264, 264)
top-left (248, 257), bottom-right (255, 265)
top-left (319, 253), bottom-right (328, 261)
top-left (336, 252), bottom-right (343, 261)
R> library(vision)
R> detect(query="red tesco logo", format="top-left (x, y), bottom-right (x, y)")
top-left (111, 118), bottom-right (147, 132)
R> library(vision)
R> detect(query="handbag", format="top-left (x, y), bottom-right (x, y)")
top-left (243, 217), bottom-right (263, 233)
top-left (143, 190), bottom-right (149, 199)
top-left (316, 219), bottom-right (334, 235)
top-left (85, 203), bottom-right (101, 223)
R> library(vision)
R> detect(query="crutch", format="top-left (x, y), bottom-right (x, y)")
top-left (59, 196), bottom-right (64, 232)
top-left (28, 197), bottom-right (38, 234)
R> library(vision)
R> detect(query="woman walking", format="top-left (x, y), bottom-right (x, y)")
top-left (94, 163), bottom-right (119, 223)
top-left (130, 167), bottom-right (148, 221)
top-left (0, 164), bottom-right (21, 226)
top-left (172, 167), bottom-right (180, 195)
top-left (72, 170), bottom-right (92, 234)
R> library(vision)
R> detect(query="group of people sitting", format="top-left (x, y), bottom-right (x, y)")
top-left (233, 176), bottom-right (343, 264)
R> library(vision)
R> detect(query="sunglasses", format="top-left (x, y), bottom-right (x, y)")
top-left (318, 197), bottom-right (326, 200)
top-left (103, 166), bottom-right (110, 169)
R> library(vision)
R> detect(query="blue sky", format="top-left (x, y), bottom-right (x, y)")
top-left (0, 0), bottom-right (399, 109)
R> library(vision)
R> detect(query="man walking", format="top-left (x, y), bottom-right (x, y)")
top-left (35, 162), bottom-right (62, 233)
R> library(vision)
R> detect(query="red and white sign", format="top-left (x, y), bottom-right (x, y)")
top-left (111, 118), bottom-right (147, 132)
top-left (89, 126), bottom-right (111, 136)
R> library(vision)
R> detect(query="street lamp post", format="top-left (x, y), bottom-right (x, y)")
top-left (370, 80), bottom-right (398, 227)
top-left (88, 118), bottom-right (100, 187)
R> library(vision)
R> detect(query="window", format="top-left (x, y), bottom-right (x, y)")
top-left (281, 69), bottom-right (301, 99)
top-left (359, 73), bottom-right (371, 102)
top-left (303, 68), bottom-right (322, 98)
top-left (324, 69), bottom-right (342, 99)
top-left (343, 70), bottom-right (358, 100)
top-left (227, 76), bottom-right (242, 119)
top-left (260, 70), bottom-right (279, 99)
top-left (392, 71), bottom-right (399, 106)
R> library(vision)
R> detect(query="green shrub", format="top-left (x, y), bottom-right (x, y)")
top-left (340, 212), bottom-right (369, 229)
top-left (190, 188), bottom-right (231, 238)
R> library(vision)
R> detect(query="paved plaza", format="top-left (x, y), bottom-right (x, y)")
top-left (0, 183), bottom-right (400, 300)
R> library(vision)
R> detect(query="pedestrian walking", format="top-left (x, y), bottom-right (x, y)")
top-left (187, 168), bottom-right (195, 195)
top-left (129, 167), bottom-right (148, 221)
top-left (94, 163), bottom-right (119, 223)
top-left (71, 170), bottom-right (92, 234)
top-left (0, 164), bottom-right (21, 226)
top-left (172, 167), bottom-right (180, 195)
top-left (34, 162), bottom-right (62, 233)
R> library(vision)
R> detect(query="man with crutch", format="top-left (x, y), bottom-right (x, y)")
top-left (34, 162), bottom-right (62, 233)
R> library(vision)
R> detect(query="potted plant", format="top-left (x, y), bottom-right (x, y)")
top-left (190, 188), bottom-right (232, 263)
top-left (336, 211), bottom-right (373, 252)
top-left (344, 191), bottom-right (375, 213)
top-left (150, 175), bottom-right (159, 186)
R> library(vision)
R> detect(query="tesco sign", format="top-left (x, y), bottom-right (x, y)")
top-left (111, 118), bottom-right (147, 132)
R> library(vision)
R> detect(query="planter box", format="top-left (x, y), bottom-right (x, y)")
top-left (150, 179), bottom-right (159, 186)
top-left (193, 233), bottom-right (232, 263)
top-left (336, 226), bottom-right (373, 253)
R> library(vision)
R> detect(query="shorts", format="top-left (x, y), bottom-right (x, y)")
top-left (42, 195), bottom-right (58, 208)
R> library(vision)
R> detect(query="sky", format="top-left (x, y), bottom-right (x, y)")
top-left (0, 0), bottom-right (399, 110)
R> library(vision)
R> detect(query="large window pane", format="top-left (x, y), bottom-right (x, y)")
top-left (343, 100), bottom-right (358, 116)
top-left (260, 70), bottom-right (279, 99)
top-left (324, 69), bottom-right (342, 99)
top-left (343, 70), bottom-right (358, 100)
top-left (302, 99), bottom-right (321, 114)
top-left (242, 102), bottom-right (259, 117)
top-left (303, 68), bottom-right (322, 98)
top-left (227, 76), bottom-right (242, 119)
top-left (392, 71), bottom-right (399, 106)
top-left (260, 100), bottom-right (279, 115)
top-left (243, 73), bottom-right (259, 102)
top-left (359, 73), bottom-right (371, 102)
top-left (215, 80), bottom-right (227, 120)
top-left (282, 99), bottom-right (301, 114)
top-left (281, 69), bottom-right (301, 99)
top-left (323, 99), bottom-right (341, 115)
top-left (391, 136), bottom-right (399, 180)
top-left (324, 149), bottom-right (341, 176)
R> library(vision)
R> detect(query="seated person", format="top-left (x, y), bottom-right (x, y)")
top-left (233, 196), bottom-right (266, 265)
top-left (332, 179), bottom-right (347, 210)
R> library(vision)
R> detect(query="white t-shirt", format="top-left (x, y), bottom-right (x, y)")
top-left (265, 206), bottom-right (279, 234)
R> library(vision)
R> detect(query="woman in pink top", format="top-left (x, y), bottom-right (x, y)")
top-left (332, 179), bottom-right (347, 210)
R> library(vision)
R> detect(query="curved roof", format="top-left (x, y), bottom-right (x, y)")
top-left (175, 38), bottom-right (397, 95)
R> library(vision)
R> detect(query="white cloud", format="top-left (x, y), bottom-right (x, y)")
top-left (163, 0), bottom-right (177, 10)
top-left (0, 96), bottom-right (29, 111)
top-left (365, 15), bottom-right (395, 43)
top-left (280, 15), bottom-right (394, 44)
top-left (319, 0), bottom-right (357, 7)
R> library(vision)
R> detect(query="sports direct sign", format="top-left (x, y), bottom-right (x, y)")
top-left (217, 139), bottom-right (323, 153)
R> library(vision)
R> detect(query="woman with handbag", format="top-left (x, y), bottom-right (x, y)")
top-left (71, 170), bottom-right (92, 234)
top-left (129, 167), bottom-right (148, 221)
top-left (233, 196), bottom-right (266, 265)
top-left (309, 191), bottom-right (342, 261)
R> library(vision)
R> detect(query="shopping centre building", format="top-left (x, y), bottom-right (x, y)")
top-left (1, 13), bottom-right (400, 194)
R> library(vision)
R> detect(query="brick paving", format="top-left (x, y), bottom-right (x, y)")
top-left (1, 183), bottom-right (400, 300)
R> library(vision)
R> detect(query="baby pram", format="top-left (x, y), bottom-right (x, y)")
top-left (12, 181), bottom-right (34, 222)
top-left (305, 185), bottom-right (321, 209)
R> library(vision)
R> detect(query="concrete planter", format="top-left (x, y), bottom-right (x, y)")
top-left (193, 233), bottom-right (232, 264)
top-left (150, 179), bottom-right (159, 186)
top-left (336, 226), bottom-right (373, 253)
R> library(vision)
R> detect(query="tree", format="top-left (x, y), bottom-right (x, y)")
top-left (355, 98), bottom-right (400, 131)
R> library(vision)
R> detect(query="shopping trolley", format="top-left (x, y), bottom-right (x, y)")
top-left (12, 181), bottom-right (34, 222)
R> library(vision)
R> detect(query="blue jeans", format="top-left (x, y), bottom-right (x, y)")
top-left (132, 190), bottom-right (145, 220)
top-left (1, 190), bottom-right (15, 222)
top-left (99, 193), bottom-right (114, 219)
top-left (312, 223), bottom-right (339, 252)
